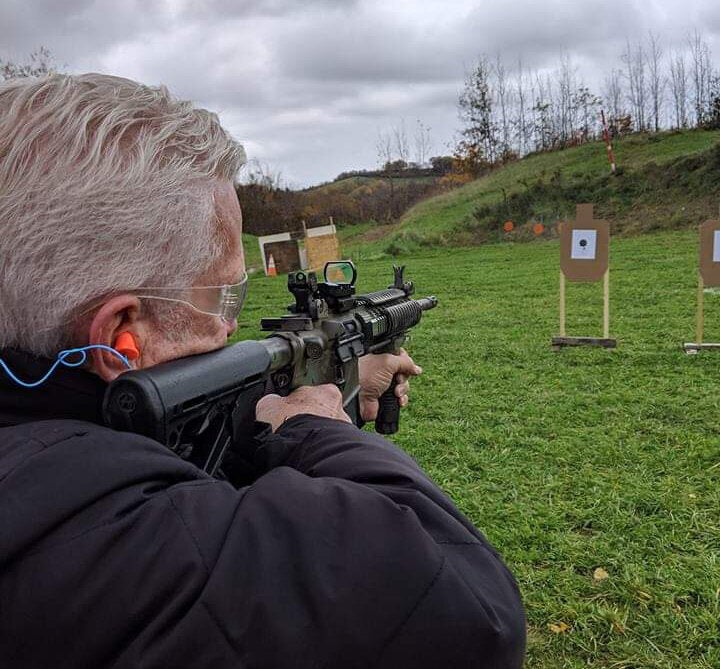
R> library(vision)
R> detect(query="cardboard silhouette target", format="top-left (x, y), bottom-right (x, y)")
top-left (699, 220), bottom-right (720, 286)
top-left (684, 220), bottom-right (720, 354)
top-left (553, 204), bottom-right (616, 350)
top-left (560, 203), bottom-right (609, 281)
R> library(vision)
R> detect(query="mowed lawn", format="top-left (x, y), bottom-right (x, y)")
top-left (234, 230), bottom-right (720, 669)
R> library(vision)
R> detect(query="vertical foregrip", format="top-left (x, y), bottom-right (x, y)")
top-left (375, 376), bottom-right (400, 434)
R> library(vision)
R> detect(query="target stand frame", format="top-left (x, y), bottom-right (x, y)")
top-left (683, 276), bottom-right (720, 354)
top-left (684, 221), bottom-right (720, 354)
top-left (552, 269), bottom-right (617, 351)
top-left (551, 204), bottom-right (616, 351)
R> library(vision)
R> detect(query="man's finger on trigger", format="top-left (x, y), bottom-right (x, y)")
top-left (395, 381), bottom-right (409, 398)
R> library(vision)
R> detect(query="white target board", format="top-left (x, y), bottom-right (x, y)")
top-left (571, 229), bottom-right (597, 260)
top-left (713, 230), bottom-right (720, 263)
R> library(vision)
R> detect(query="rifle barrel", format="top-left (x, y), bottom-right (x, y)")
top-left (417, 296), bottom-right (438, 311)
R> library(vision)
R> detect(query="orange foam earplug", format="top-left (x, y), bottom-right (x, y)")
top-left (114, 331), bottom-right (140, 361)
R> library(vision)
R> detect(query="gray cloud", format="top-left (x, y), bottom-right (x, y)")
top-left (177, 0), bottom-right (359, 19)
top-left (275, 11), bottom-right (463, 84)
top-left (2, 0), bottom-right (720, 185)
top-left (0, 0), bottom-right (166, 64)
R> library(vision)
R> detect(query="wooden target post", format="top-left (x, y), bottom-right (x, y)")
top-left (552, 204), bottom-right (616, 350)
top-left (684, 220), bottom-right (720, 354)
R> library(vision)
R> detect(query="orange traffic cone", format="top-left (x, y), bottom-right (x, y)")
top-left (267, 254), bottom-right (277, 277)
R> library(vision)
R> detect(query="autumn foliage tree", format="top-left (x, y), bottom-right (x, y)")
top-left (456, 56), bottom-right (497, 175)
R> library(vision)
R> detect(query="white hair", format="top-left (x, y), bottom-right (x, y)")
top-left (0, 73), bottom-right (246, 356)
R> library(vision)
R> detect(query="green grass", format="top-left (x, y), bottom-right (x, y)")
top-left (242, 233), bottom-right (263, 273)
top-left (233, 229), bottom-right (720, 668)
top-left (340, 130), bottom-right (720, 256)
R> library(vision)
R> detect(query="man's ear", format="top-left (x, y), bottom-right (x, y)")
top-left (87, 295), bottom-right (142, 382)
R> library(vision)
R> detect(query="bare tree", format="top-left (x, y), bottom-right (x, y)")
top-left (494, 54), bottom-right (511, 156)
top-left (688, 30), bottom-right (712, 126)
top-left (603, 68), bottom-right (625, 121)
top-left (556, 52), bottom-right (578, 143)
top-left (533, 72), bottom-right (555, 151)
top-left (515, 58), bottom-right (531, 155)
top-left (413, 119), bottom-right (432, 166)
top-left (647, 32), bottom-right (665, 132)
top-left (392, 119), bottom-right (410, 165)
top-left (622, 40), bottom-right (648, 131)
top-left (240, 159), bottom-right (285, 190)
top-left (375, 128), bottom-right (394, 168)
top-left (0, 46), bottom-right (57, 80)
top-left (375, 128), bottom-right (398, 218)
top-left (669, 52), bottom-right (689, 129)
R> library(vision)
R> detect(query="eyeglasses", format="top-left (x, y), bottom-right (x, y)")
top-left (131, 273), bottom-right (248, 322)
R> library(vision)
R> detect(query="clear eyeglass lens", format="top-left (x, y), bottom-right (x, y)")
top-left (218, 281), bottom-right (248, 321)
top-left (134, 275), bottom-right (248, 321)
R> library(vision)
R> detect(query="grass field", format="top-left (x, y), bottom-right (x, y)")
top-left (233, 230), bottom-right (720, 668)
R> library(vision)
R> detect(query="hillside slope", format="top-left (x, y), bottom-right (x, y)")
top-left (344, 130), bottom-right (720, 256)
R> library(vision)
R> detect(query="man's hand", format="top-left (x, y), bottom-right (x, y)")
top-left (256, 384), bottom-right (352, 432)
top-left (358, 349), bottom-right (423, 422)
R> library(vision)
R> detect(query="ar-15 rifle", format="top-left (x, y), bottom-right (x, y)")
top-left (103, 261), bottom-right (437, 480)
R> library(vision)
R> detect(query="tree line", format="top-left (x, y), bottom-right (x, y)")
top-left (456, 31), bottom-right (720, 174)
top-left (235, 159), bottom-right (444, 236)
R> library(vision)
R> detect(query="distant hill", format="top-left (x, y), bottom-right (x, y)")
top-left (342, 130), bottom-right (720, 256)
top-left (305, 172), bottom-right (438, 197)
top-left (238, 170), bottom-right (446, 239)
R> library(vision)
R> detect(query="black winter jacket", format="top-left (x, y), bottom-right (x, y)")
top-left (0, 349), bottom-right (525, 668)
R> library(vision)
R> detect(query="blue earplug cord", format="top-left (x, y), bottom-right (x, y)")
top-left (0, 345), bottom-right (131, 388)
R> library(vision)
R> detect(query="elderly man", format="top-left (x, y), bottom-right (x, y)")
top-left (0, 74), bottom-right (525, 668)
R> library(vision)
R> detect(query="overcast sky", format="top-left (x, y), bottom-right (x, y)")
top-left (2, 0), bottom-right (720, 187)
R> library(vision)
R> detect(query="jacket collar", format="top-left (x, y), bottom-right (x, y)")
top-left (0, 349), bottom-right (107, 428)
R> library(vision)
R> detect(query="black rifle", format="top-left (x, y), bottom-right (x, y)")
top-left (103, 262), bottom-right (437, 479)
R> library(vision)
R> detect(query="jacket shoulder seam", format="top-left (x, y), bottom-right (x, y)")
top-left (165, 491), bottom-right (212, 575)
top-left (0, 431), bottom-right (86, 483)
top-left (22, 479), bottom-right (224, 558)
top-left (165, 480), bottom-right (257, 660)
top-left (373, 557), bottom-right (447, 667)
top-left (200, 600), bottom-right (246, 662)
